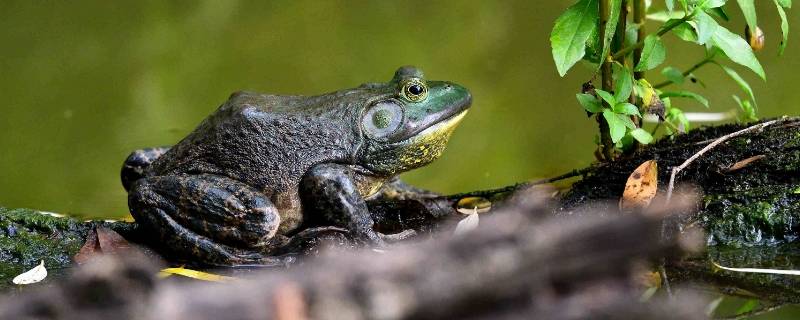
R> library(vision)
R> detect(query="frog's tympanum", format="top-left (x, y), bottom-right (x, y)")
top-left (121, 66), bottom-right (471, 265)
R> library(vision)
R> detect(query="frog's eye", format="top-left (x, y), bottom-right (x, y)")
top-left (400, 78), bottom-right (428, 102)
top-left (362, 101), bottom-right (404, 139)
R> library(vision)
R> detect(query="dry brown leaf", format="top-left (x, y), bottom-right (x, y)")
top-left (620, 160), bottom-right (658, 213)
top-left (97, 226), bottom-right (132, 254)
top-left (74, 226), bottom-right (136, 264)
top-left (74, 228), bottom-right (101, 265)
top-left (724, 154), bottom-right (765, 173)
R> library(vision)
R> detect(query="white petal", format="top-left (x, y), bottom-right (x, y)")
top-left (12, 260), bottom-right (48, 285)
top-left (454, 210), bottom-right (480, 236)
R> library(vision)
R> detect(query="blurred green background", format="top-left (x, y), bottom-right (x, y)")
top-left (0, 0), bottom-right (797, 218)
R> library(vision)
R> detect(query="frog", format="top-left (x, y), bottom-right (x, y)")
top-left (121, 66), bottom-right (471, 265)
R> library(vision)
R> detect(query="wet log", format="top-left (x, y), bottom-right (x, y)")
top-left (0, 192), bottom-right (706, 320)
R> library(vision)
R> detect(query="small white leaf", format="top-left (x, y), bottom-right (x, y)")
top-left (713, 261), bottom-right (800, 275)
top-left (454, 209), bottom-right (480, 236)
top-left (12, 260), bottom-right (47, 285)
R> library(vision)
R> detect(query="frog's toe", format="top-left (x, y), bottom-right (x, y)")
top-left (121, 146), bottom-right (171, 191)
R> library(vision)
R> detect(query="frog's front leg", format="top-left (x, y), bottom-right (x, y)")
top-left (128, 174), bottom-right (282, 265)
top-left (299, 163), bottom-right (386, 246)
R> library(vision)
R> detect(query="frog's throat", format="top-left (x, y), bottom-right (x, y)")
top-left (399, 109), bottom-right (468, 145)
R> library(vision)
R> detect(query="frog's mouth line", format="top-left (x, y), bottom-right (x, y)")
top-left (396, 109), bottom-right (469, 145)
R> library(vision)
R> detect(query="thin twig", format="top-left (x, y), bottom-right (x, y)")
top-left (445, 166), bottom-right (598, 200)
top-left (665, 119), bottom-right (784, 202)
top-left (658, 262), bottom-right (673, 298)
top-left (653, 57), bottom-right (715, 89)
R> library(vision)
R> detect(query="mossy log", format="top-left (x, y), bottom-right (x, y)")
top-left (0, 197), bottom-right (708, 320)
top-left (1, 118), bottom-right (799, 303)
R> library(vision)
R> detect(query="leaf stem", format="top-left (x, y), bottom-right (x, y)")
top-left (653, 58), bottom-right (715, 89)
top-left (612, 14), bottom-right (691, 61)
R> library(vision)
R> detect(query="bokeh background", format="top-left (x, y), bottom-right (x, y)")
top-left (0, 1), bottom-right (797, 219)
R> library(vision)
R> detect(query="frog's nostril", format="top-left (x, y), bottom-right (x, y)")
top-left (426, 108), bottom-right (433, 113)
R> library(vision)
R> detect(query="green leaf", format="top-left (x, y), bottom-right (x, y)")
top-left (647, 10), bottom-right (687, 22)
top-left (603, 110), bottom-right (628, 143)
top-left (709, 26), bottom-right (766, 80)
top-left (661, 66), bottom-right (686, 84)
top-left (614, 102), bottom-right (641, 116)
top-left (666, 0), bottom-right (675, 11)
top-left (732, 95), bottom-right (758, 121)
top-left (708, 6), bottom-right (731, 21)
top-left (550, 0), bottom-right (599, 76)
top-left (672, 22), bottom-right (700, 42)
top-left (660, 91), bottom-right (710, 108)
top-left (577, 93), bottom-right (603, 113)
top-left (666, 107), bottom-right (690, 132)
top-left (619, 113), bottom-right (637, 129)
top-left (597, 0), bottom-right (624, 72)
top-left (736, 0), bottom-right (758, 31)
top-left (700, 0), bottom-right (727, 9)
top-left (693, 10), bottom-right (718, 45)
top-left (735, 300), bottom-right (759, 315)
top-left (635, 35), bottom-right (667, 71)
top-left (718, 64), bottom-right (757, 108)
top-left (630, 128), bottom-right (655, 144)
top-left (613, 63), bottom-right (633, 101)
top-left (777, 0), bottom-right (792, 8)
top-left (774, 0), bottom-right (790, 56)
top-left (596, 89), bottom-right (617, 106)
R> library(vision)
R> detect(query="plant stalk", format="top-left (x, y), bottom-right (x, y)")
top-left (633, 0), bottom-right (646, 80)
top-left (599, 0), bottom-right (615, 160)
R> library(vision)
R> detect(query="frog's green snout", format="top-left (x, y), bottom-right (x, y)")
top-left (447, 82), bottom-right (472, 113)
top-left (418, 80), bottom-right (471, 127)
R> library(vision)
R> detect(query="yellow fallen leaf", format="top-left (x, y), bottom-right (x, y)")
top-left (456, 197), bottom-right (492, 214)
top-left (158, 267), bottom-right (237, 282)
top-left (12, 260), bottom-right (47, 285)
top-left (620, 160), bottom-right (658, 212)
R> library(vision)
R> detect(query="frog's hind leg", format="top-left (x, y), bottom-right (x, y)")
top-left (128, 174), bottom-right (282, 265)
top-left (121, 147), bottom-right (171, 191)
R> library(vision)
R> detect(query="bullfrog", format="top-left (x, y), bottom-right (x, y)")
top-left (121, 66), bottom-right (471, 265)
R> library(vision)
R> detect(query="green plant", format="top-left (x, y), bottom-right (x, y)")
top-left (550, 0), bottom-right (792, 160)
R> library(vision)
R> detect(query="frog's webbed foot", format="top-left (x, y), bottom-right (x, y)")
top-left (128, 174), bottom-right (282, 266)
top-left (121, 146), bottom-right (171, 191)
top-left (300, 164), bottom-right (388, 247)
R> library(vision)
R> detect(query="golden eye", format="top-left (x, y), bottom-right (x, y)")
top-left (401, 78), bottom-right (428, 102)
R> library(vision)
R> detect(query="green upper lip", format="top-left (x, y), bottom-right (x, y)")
top-left (399, 89), bottom-right (472, 141)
